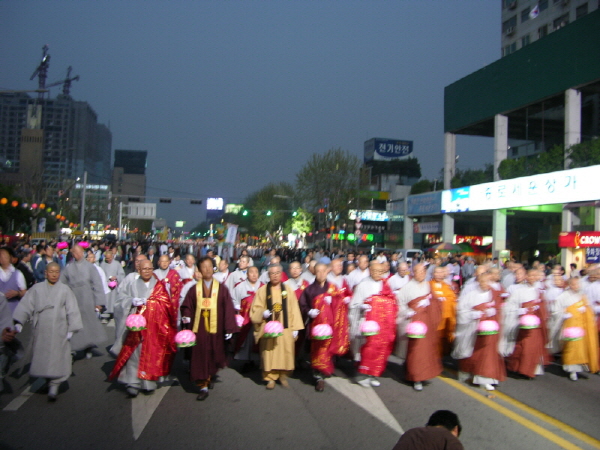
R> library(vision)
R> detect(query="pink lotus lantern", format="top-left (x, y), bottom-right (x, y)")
top-left (478, 320), bottom-right (500, 335)
top-left (312, 324), bottom-right (333, 340)
top-left (235, 314), bottom-right (244, 328)
top-left (125, 313), bottom-right (147, 331)
top-left (57, 242), bottom-right (68, 250)
top-left (108, 280), bottom-right (118, 289)
top-left (562, 326), bottom-right (585, 341)
top-left (360, 320), bottom-right (380, 336)
top-left (406, 321), bottom-right (428, 338)
top-left (263, 320), bottom-right (284, 338)
top-left (175, 330), bottom-right (196, 347)
top-left (78, 241), bottom-right (90, 249)
top-left (519, 314), bottom-right (540, 329)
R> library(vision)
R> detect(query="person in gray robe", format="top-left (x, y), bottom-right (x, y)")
top-left (112, 254), bottom-right (147, 345)
top-left (100, 248), bottom-right (125, 324)
top-left (1, 291), bottom-right (18, 392)
top-left (60, 244), bottom-right (106, 358)
top-left (13, 263), bottom-right (83, 401)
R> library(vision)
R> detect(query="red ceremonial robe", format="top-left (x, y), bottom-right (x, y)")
top-left (306, 283), bottom-right (335, 376)
top-left (234, 288), bottom-right (257, 353)
top-left (329, 279), bottom-right (351, 356)
top-left (109, 275), bottom-right (179, 381)
top-left (181, 281), bottom-right (238, 381)
top-left (359, 280), bottom-right (398, 377)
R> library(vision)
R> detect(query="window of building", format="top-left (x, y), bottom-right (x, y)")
top-left (538, 24), bottom-right (548, 38)
top-left (539, 0), bottom-right (548, 12)
top-left (576, 3), bottom-right (588, 19)
top-left (503, 42), bottom-right (517, 56)
top-left (521, 34), bottom-right (530, 47)
top-left (503, 0), bottom-right (517, 9)
top-left (554, 13), bottom-right (569, 29)
top-left (521, 6), bottom-right (531, 22)
top-left (503, 15), bottom-right (517, 34)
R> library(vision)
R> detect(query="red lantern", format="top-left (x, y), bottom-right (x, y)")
top-left (11, 201), bottom-right (18, 207)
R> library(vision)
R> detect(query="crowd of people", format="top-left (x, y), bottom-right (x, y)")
top-left (1, 239), bottom-right (599, 410)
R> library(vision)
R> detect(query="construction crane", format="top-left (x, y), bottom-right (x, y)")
top-left (46, 66), bottom-right (80, 96)
top-left (29, 45), bottom-right (51, 99)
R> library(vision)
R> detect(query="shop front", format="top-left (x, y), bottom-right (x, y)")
top-left (558, 231), bottom-right (600, 272)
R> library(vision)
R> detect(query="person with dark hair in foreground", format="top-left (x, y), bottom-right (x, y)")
top-left (392, 410), bottom-right (464, 450)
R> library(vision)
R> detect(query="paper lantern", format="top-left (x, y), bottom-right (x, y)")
top-left (39, 203), bottom-right (45, 209)
top-left (11, 200), bottom-right (18, 207)
top-left (22, 203), bottom-right (28, 208)
top-left (125, 313), bottom-right (147, 331)
top-left (312, 323), bottom-right (333, 340)
top-left (478, 320), bottom-right (500, 335)
top-left (108, 280), bottom-right (118, 289)
top-left (31, 203), bottom-right (38, 209)
top-left (360, 320), bottom-right (380, 336)
top-left (0, 198), bottom-right (7, 205)
top-left (56, 242), bottom-right (68, 250)
top-left (406, 321), bottom-right (428, 338)
top-left (519, 314), bottom-right (540, 329)
top-left (562, 326), bottom-right (584, 341)
top-left (263, 320), bottom-right (284, 338)
top-left (235, 314), bottom-right (244, 328)
top-left (78, 241), bottom-right (89, 249)
top-left (175, 330), bottom-right (196, 347)
top-left (46, 207), bottom-right (52, 212)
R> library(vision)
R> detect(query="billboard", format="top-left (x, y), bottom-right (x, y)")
top-left (348, 209), bottom-right (389, 222)
top-left (407, 191), bottom-right (442, 216)
top-left (127, 202), bottom-right (156, 220)
top-left (364, 138), bottom-right (413, 162)
top-left (225, 203), bottom-right (243, 214)
top-left (441, 165), bottom-right (599, 213)
top-left (206, 197), bottom-right (224, 211)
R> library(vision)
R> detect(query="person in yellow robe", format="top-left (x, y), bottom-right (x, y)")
top-left (430, 266), bottom-right (457, 356)
top-left (550, 277), bottom-right (599, 381)
top-left (251, 263), bottom-right (304, 390)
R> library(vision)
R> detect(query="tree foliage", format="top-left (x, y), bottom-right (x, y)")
top-left (451, 164), bottom-right (494, 188)
top-left (410, 179), bottom-right (435, 194)
top-left (295, 147), bottom-right (361, 220)
top-left (369, 157), bottom-right (422, 178)
top-left (241, 182), bottom-right (295, 236)
top-left (498, 145), bottom-right (564, 180)
top-left (567, 139), bottom-right (600, 168)
top-left (286, 207), bottom-right (313, 235)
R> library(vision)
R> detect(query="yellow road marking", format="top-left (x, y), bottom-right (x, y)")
top-left (441, 368), bottom-right (600, 449)
top-left (439, 376), bottom-right (587, 450)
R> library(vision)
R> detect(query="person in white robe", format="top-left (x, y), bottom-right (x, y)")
top-left (226, 255), bottom-right (249, 295)
top-left (388, 262), bottom-right (411, 293)
top-left (346, 255), bottom-right (370, 291)
top-left (113, 254), bottom-right (147, 343)
top-left (178, 254), bottom-right (196, 283)
top-left (153, 255), bottom-right (172, 280)
top-left (214, 259), bottom-right (230, 284)
top-left (13, 263), bottom-right (82, 400)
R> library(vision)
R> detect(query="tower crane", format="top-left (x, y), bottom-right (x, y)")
top-left (29, 45), bottom-right (51, 99)
top-left (46, 66), bottom-right (80, 96)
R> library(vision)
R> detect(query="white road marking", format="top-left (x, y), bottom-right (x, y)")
top-left (3, 377), bottom-right (47, 411)
top-left (326, 376), bottom-right (404, 434)
top-left (131, 382), bottom-right (173, 440)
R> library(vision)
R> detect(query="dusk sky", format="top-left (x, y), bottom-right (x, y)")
top-left (1, 1), bottom-right (500, 230)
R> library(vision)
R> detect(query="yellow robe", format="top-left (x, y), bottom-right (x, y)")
top-left (562, 299), bottom-right (599, 373)
top-left (250, 283), bottom-right (304, 372)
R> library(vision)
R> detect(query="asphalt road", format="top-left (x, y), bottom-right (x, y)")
top-left (1, 321), bottom-right (600, 450)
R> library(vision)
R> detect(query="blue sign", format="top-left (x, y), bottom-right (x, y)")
top-left (364, 138), bottom-right (413, 162)
top-left (586, 248), bottom-right (600, 264)
top-left (407, 191), bottom-right (442, 216)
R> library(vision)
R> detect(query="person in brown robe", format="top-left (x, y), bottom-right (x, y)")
top-left (181, 256), bottom-right (238, 401)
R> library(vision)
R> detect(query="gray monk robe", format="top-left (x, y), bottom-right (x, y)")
top-left (100, 260), bottom-right (125, 314)
top-left (60, 258), bottom-right (106, 351)
top-left (13, 281), bottom-right (83, 381)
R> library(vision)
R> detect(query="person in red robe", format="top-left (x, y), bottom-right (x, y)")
top-left (300, 263), bottom-right (337, 391)
top-left (327, 258), bottom-right (351, 357)
top-left (287, 261), bottom-right (310, 365)
top-left (350, 262), bottom-right (398, 387)
top-left (109, 260), bottom-right (181, 397)
top-left (232, 265), bottom-right (261, 368)
top-left (181, 256), bottom-right (238, 401)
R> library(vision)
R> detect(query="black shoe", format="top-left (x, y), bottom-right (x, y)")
top-left (142, 389), bottom-right (155, 395)
top-left (196, 390), bottom-right (209, 401)
top-left (47, 394), bottom-right (57, 402)
top-left (315, 379), bottom-right (325, 392)
top-left (126, 387), bottom-right (139, 398)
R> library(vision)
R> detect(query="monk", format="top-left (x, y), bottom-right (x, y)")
top-left (181, 256), bottom-right (238, 401)
top-left (232, 265), bottom-right (261, 367)
top-left (326, 258), bottom-right (351, 357)
top-left (251, 263), bottom-right (304, 390)
top-left (430, 266), bottom-right (457, 356)
top-left (397, 263), bottom-right (442, 391)
top-left (109, 260), bottom-right (180, 397)
top-left (349, 262), bottom-right (397, 388)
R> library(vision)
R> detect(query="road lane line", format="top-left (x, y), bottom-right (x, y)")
top-left (439, 376), bottom-right (585, 450)
top-left (493, 390), bottom-right (600, 449)
top-left (441, 367), bottom-right (600, 449)
top-left (3, 378), bottom-right (46, 411)
top-left (131, 383), bottom-right (172, 440)
top-left (326, 376), bottom-right (403, 434)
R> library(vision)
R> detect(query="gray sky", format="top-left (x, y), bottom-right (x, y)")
top-left (1, 1), bottom-right (499, 230)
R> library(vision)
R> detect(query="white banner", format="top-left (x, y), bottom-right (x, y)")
top-left (225, 224), bottom-right (238, 245)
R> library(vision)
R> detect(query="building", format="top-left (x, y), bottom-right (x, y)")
top-left (418, 8), bottom-right (600, 265)
top-left (0, 92), bottom-right (112, 203)
top-left (111, 149), bottom-right (147, 201)
top-left (501, 0), bottom-right (598, 57)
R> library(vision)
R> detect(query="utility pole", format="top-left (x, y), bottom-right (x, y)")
top-left (79, 171), bottom-right (87, 233)
top-left (118, 201), bottom-right (123, 240)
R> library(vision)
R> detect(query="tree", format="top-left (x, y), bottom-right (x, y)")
top-left (451, 164), bottom-right (494, 188)
top-left (568, 139), bottom-right (600, 168)
top-left (285, 207), bottom-right (313, 235)
top-left (498, 145), bottom-right (564, 180)
top-left (410, 179), bottom-right (435, 194)
top-left (241, 182), bottom-right (295, 236)
top-left (369, 157), bottom-right (422, 179)
top-left (295, 147), bottom-right (361, 223)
